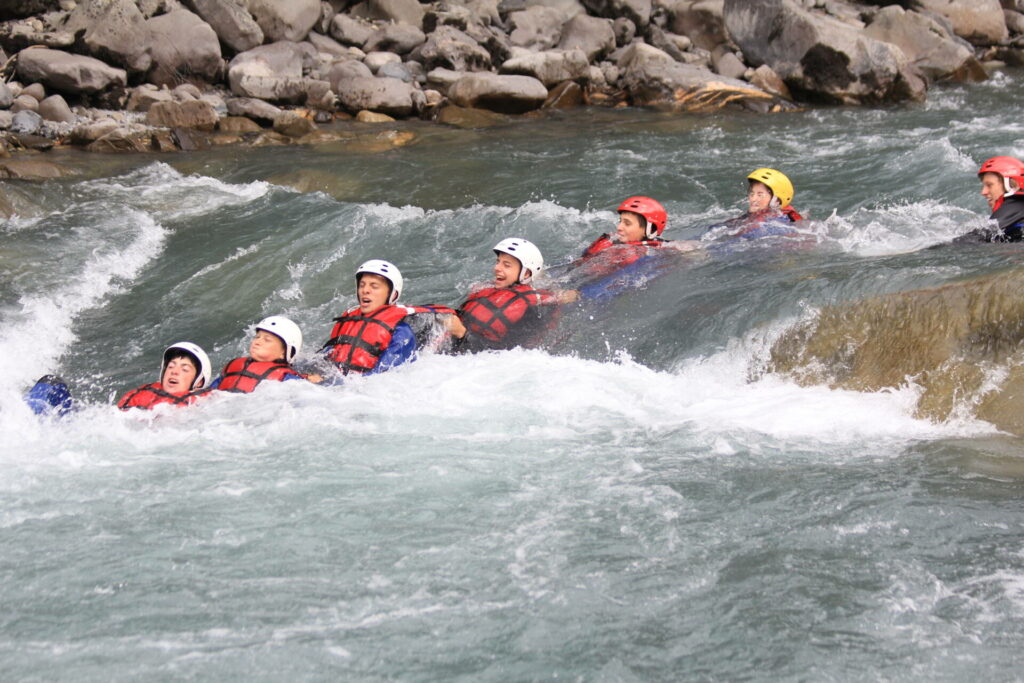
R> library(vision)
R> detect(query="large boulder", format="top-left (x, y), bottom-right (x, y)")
top-left (668, 0), bottom-right (727, 51)
top-left (500, 49), bottom-right (590, 87)
top-left (508, 6), bottom-right (570, 50)
top-left (228, 41), bottom-right (316, 100)
top-left (911, 0), bottom-right (1008, 46)
top-left (147, 10), bottom-right (224, 86)
top-left (61, 0), bottom-right (151, 74)
top-left (557, 14), bottom-right (616, 62)
top-left (418, 25), bottom-right (492, 71)
top-left (240, 0), bottom-right (320, 42)
top-left (226, 96), bottom-right (282, 122)
top-left (447, 72), bottom-right (548, 113)
top-left (723, 0), bottom-right (927, 105)
top-left (617, 42), bottom-right (775, 111)
top-left (350, 0), bottom-right (426, 28)
top-left (333, 75), bottom-right (415, 116)
top-left (38, 94), bottom-right (75, 122)
top-left (865, 6), bottom-right (986, 83)
top-left (185, 0), bottom-right (264, 53)
top-left (16, 48), bottom-right (128, 95)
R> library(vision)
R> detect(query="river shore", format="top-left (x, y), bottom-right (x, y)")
top-left (0, 0), bottom-right (1020, 193)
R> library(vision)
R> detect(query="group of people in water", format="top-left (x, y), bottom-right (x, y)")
top-left (23, 157), bottom-right (1024, 416)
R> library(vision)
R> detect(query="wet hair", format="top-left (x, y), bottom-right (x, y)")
top-left (619, 209), bottom-right (648, 230)
top-left (163, 349), bottom-right (198, 370)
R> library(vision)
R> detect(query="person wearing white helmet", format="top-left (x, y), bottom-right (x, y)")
top-left (209, 315), bottom-right (320, 393)
top-left (447, 238), bottom-right (579, 351)
top-left (117, 341), bottom-right (212, 410)
top-left (320, 259), bottom-right (457, 376)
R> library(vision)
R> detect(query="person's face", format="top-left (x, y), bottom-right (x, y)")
top-left (358, 273), bottom-right (391, 313)
top-left (250, 330), bottom-right (286, 362)
top-left (493, 253), bottom-right (523, 288)
top-left (616, 211), bottom-right (646, 242)
top-left (748, 181), bottom-right (774, 212)
top-left (980, 172), bottom-right (1007, 211)
top-left (161, 356), bottom-right (197, 395)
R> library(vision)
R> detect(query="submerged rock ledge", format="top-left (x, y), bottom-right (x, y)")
top-left (0, 0), bottom-right (1018, 168)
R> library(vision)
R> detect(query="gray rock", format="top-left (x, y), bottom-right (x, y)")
top-left (0, 82), bottom-right (12, 109)
top-left (426, 67), bottom-right (463, 92)
top-left (364, 51), bottom-right (402, 73)
top-left (11, 94), bottom-right (39, 113)
top-left (557, 14), bottom-right (615, 61)
top-left (21, 82), bottom-right (46, 101)
top-left (70, 119), bottom-right (122, 144)
top-left (328, 58), bottom-right (374, 89)
top-left (62, 0), bottom-right (152, 75)
top-left (200, 90), bottom-right (228, 115)
top-left (228, 41), bottom-right (316, 98)
top-left (317, 1), bottom-right (335, 34)
top-left (16, 48), bottom-right (128, 95)
top-left (127, 84), bottom-right (174, 112)
top-left (712, 48), bottom-right (747, 80)
top-left (329, 13), bottom-right (374, 46)
top-left (1007, 9), bottom-right (1024, 35)
top-left (419, 25), bottom-right (492, 71)
top-left (723, 0), bottom-right (927, 104)
top-left (146, 99), bottom-right (219, 130)
top-left (668, 0), bottom-right (726, 51)
top-left (240, 0), bottom-right (320, 42)
top-left (350, 0), bottom-right (425, 28)
top-left (226, 96), bottom-right (282, 122)
top-left (912, 0), bottom-right (1008, 46)
top-left (173, 83), bottom-right (203, 100)
top-left (865, 5), bottom-right (986, 83)
top-left (307, 31), bottom-right (351, 57)
top-left (11, 109), bottom-right (42, 134)
top-left (377, 61), bottom-right (414, 82)
top-left (0, 111), bottom-right (13, 129)
top-left (147, 10), bottom-right (223, 86)
top-left (38, 93), bottom-right (74, 122)
top-left (508, 6), bottom-right (568, 50)
top-left (749, 63), bottom-right (790, 99)
top-left (447, 71), bottom-right (548, 113)
top-left (364, 23), bottom-right (426, 54)
top-left (273, 110), bottom-right (317, 136)
top-left (500, 49), bottom-right (590, 87)
top-left (185, 0), bottom-right (264, 53)
top-left (647, 24), bottom-right (689, 62)
top-left (333, 75), bottom-right (415, 116)
top-left (618, 42), bottom-right (774, 111)
top-left (613, 17), bottom-right (636, 46)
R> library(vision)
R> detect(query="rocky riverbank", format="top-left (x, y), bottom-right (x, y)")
top-left (0, 0), bottom-right (1020, 180)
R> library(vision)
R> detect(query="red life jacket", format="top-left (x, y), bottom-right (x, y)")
top-left (216, 357), bottom-right (302, 393)
top-left (781, 206), bottom-right (803, 222)
top-left (117, 382), bottom-right (197, 411)
top-left (322, 304), bottom-right (458, 373)
top-left (582, 233), bottom-right (668, 258)
top-left (458, 283), bottom-right (555, 343)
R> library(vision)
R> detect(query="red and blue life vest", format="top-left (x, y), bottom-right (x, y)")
top-left (117, 382), bottom-right (198, 411)
top-left (216, 357), bottom-right (302, 393)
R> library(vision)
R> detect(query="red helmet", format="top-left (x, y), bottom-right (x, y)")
top-left (978, 156), bottom-right (1024, 210)
top-left (617, 196), bottom-right (667, 238)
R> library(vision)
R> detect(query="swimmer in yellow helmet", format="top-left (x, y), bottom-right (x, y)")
top-left (702, 168), bottom-right (805, 241)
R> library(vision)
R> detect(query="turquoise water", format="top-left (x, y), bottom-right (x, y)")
top-left (2, 71), bottom-right (1024, 680)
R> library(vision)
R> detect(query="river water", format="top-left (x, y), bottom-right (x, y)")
top-left (3, 70), bottom-right (1024, 680)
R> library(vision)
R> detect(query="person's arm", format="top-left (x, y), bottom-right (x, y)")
top-left (368, 322), bottom-right (417, 374)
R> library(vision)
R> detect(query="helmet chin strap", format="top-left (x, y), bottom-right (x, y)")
top-left (1004, 178), bottom-right (1021, 197)
top-left (770, 196), bottom-right (781, 209)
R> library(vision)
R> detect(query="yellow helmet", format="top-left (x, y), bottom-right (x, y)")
top-left (747, 168), bottom-right (794, 207)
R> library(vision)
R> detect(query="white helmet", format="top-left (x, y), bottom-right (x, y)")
top-left (256, 315), bottom-right (303, 363)
top-left (493, 237), bottom-right (543, 283)
top-left (356, 259), bottom-right (403, 304)
top-left (161, 341), bottom-right (211, 390)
